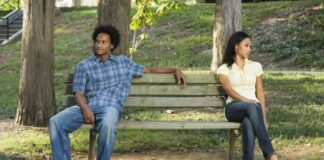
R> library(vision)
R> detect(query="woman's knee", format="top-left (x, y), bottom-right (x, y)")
top-left (242, 117), bottom-right (254, 138)
top-left (246, 103), bottom-right (263, 119)
top-left (246, 103), bottom-right (260, 112)
top-left (242, 117), bottom-right (253, 129)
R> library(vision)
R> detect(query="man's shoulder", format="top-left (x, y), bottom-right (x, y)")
top-left (112, 54), bottom-right (128, 60)
top-left (76, 56), bottom-right (95, 68)
top-left (111, 54), bottom-right (132, 63)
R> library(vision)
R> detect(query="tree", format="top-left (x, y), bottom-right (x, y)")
top-left (210, 0), bottom-right (242, 72)
top-left (97, 0), bottom-right (131, 56)
top-left (130, 0), bottom-right (183, 55)
top-left (73, 0), bottom-right (82, 7)
top-left (15, 0), bottom-right (55, 126)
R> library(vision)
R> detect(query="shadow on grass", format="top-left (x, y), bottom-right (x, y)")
top-left (0, 152), bottom-right (26, 160)
top-left (268, 105), bottom-right (324, 138)
top-left (264, 77), bottom-right (324, 106)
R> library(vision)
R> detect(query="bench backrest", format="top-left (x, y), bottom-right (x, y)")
top-left (63, 72), bottom-right (226, 108)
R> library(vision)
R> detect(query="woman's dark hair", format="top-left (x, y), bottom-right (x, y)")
top-left (92, 25), bottom-right (120, 51)
top-left (222, 31), bottom-right (251, 67)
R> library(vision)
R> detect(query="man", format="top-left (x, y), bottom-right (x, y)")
top-left (48, 25), bottom-right (186, 160)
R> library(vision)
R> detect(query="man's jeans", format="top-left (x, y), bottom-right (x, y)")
top-left (49, 105), bottom-right (120, 160)
top-left (225, 101), bottom-right (275, 160)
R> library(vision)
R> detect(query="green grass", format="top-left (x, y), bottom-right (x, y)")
top-left (0, 1), bottom-right (324, 159)
top-left (246, 0), bottom-right (324, 68)
top-left (0, 72), bottom-right (19, 119)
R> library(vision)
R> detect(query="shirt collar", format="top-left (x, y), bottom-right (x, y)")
top-left (91, 53), bottom-right (118, 63)
top-left (233, 58), bottom-right (249, 70)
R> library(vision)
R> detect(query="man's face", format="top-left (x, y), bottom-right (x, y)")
top-left (94, 33), bottom-right (114, 57)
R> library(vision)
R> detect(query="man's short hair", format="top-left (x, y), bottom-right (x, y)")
top-left (92, 25), bottom-right (120, 51)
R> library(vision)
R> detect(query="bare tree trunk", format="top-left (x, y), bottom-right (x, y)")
top-left (74, 0), bottom-right (82, 7)
top-left (97, 0), bottom-right (131, 56)
top-left (15, 0), bottom-right (55, 126)
top-left (55, 7), bottom-right (62, 17)
top-left (211, 0), bottom-right (242, 72)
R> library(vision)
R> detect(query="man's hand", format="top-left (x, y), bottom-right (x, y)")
top-left (174, 69), bottom-right (187, 88)
top-left (143, 67), bottom-right (187, 87)
top-left (75, 92), bottom-right (96, 127)
top-left (82, 107), bottom-right (95, 127)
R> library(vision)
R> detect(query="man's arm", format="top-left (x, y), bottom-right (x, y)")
top-left (75, 92), bottom-right (95, 126)
top-left (144, 67), bottom-right (187, 87)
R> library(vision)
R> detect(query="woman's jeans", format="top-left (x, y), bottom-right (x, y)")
top-left (225, 101), bottom-right (275, 160)
top-left (48, 105), bottom-right (120, 160)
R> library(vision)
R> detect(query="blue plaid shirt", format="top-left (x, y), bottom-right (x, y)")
top-left (73, 54), bottom-right (144, 112)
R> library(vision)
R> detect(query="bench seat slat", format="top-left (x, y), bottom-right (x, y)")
top-left (65, 73), bottom-right (220, 84)
top-left (130, 85), bottom-right (225, 96)
top-left (63, 96), bottom-right (225, 107)
top-left (64, 85), bottom-right (226, 96)
top-left (81, 121), bottom-right (240, 130)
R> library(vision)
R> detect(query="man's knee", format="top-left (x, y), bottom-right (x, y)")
top-left (49, 115), bottom-right (58, 127)
top-left (99, 121), bottom-right (117, 134)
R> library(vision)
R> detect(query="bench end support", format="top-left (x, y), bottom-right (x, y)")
top-left (227, 128), bottom-right (240, 160)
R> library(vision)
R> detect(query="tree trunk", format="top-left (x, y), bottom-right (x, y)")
top-left (97, 0), bottom-right (131, 56)
top-left (74, 0), bottom-right (82, 7)
top-left (15, 0), bottom-right (55, 126)
top-left (210, 0), bottom-right (242, 72)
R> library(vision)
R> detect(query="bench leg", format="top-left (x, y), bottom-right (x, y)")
top-left (88, 129), bottom-right (97, 160)
top-left (227, 129), bottom-right (240, 160)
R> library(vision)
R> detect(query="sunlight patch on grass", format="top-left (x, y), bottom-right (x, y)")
top-left (0, 128), bottom-right (50, 159)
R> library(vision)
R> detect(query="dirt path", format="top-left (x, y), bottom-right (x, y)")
top-left (113, 151), bottom-right (224, 160)
top-left (0, 119), bottom-right (15, 132)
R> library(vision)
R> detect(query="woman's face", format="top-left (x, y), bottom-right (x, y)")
top-left (235, 38), bottom-right (252, 59)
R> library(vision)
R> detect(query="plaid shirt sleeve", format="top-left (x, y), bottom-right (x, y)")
top-left (73, 63), bottom-right (87, 94)
top-left (126, 57), bottom-right (144, 78)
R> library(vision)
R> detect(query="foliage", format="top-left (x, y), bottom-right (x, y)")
top-left (130, 0), bottom-right (185, 55)
top-left (131, 0), bottom-right (184, 30)
top-left (0, 0), bottom-right (21, 11)
top-left (245, 0), bottom-right (324, 68)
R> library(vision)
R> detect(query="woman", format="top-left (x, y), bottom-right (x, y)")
top-left (217, 31), bottom-right (278, 160)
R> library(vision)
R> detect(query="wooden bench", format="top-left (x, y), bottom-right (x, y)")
top-left (63, 72), bottom-right (241, 160)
